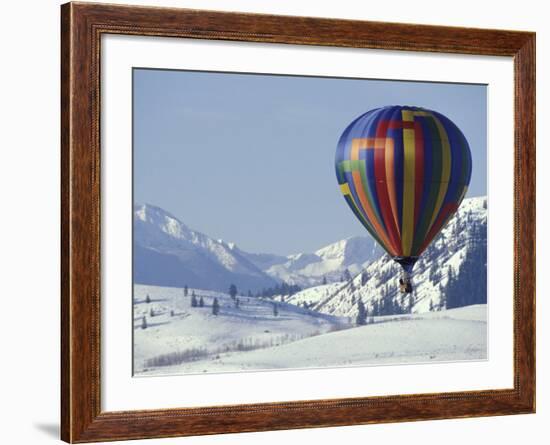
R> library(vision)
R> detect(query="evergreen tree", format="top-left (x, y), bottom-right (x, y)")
top-left (372, 299), bottom-right (380, 317)
top-left (149, 307), bottom-right (155, 317)
top-left (356, 299), bottom-right (367, 325)
top-left (229, 284), bottom-right (238, 300)
top-left (199, 296), bottom-right (204, 307)
top-left (212, 297), bottom-right (220, 315)
top-left (429, 299), bottom-right (434, 312)
top-left (191, 294), bottom-right (198, 307)
top-left (429, 263), bottom-right (439, 282)
top-left (235, 298), bottom-right (240, 309)
top-left (170, 309), bottom-right (174, 317)
top-left (361, 270), bottom-right (369, 286)
top-left (322, 276), bottom-right (327, 285)
top-left (145, 294), bottom-right (151, 304)
top-left (344, 268), bottom-right (352, 282)
top-left (273, 303), bottom-right (279, 317)
top-left (141, 316), bottom-right (147, 329)
top-left (184, 285), bottom-right (188, 296)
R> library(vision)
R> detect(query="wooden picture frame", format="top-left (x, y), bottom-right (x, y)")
top-left (61, 2), bottom-right (535, 442)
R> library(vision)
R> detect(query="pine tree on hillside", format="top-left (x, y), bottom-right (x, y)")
top-left (429, 263), bottom-right (439, 282)
top-left (372, 299), bottom-right (380, 317)
top-left (199, 296), bottom-right (204, 307)
top-left (361, 270), bottom-right (369, 286)
top-left (322, 276), bottom-right (327, 285)
top-left (356, 299), bottom-right (367, 325)
top-left (229, 284), bottom-right (238, 300)
top-left (191, 294), bottom-right (198, 307)
top-left (273, 303), bottom-right (279, 317)
top-left (141, 316), bottom-right (147, 329)
top-left (149, 307), bottom-right (155, 317)
top-left (184, 285), bottom-right (188, 297)
top-left (145, 294), bottom-right (151, 304)
top-left (212, 297), bottom-right (220, 315)
top-left (344, 269), bottom-right (352, 282)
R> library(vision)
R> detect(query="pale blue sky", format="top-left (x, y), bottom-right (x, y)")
top-left (133, 69), bottom-right (487, 255)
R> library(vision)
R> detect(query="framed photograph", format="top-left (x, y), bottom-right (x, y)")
top-left (61, 2), bottom-right (535, 442)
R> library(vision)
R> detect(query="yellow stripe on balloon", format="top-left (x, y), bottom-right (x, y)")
top-left (384, 137), bottom-right (400, 238)
top-left (401, 111), bottom-right (416, 256)
top-left (427, 115), bottom-right (451, 232)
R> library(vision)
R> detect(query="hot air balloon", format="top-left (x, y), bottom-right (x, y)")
top-left (335, 106), bottom-right (472, 293)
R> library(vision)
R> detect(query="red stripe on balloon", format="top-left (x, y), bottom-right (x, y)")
top-left (387, 120), bottom-right (415, 130)
top-left (419, 202), bottom-right (458, 254)
top-left (374, 119), bottom-right (402, 255)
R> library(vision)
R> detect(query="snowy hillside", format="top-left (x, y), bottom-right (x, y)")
top-left (134, 203), bottom-right (382, 292)
top-left (284, 196), bottom-right (487, 319)
top-left (259, 236), bottom-right (382, 287)
top-left (137, 303), bottom-right (487, 375)
top-left (133, 284), bottom-right (349, 375)
top-left (134, 196), bottom-right (486, 313)
top-left (134, 204), bottom-right (278, 292)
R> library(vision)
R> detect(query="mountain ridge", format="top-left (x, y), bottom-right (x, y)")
top-left (133, 196), bottom-right (486, 303)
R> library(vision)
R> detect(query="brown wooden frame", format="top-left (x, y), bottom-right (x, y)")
top-left (61, 1), bottom-right (536, 442)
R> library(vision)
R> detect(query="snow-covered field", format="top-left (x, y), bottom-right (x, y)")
top-left (133, 284), bottom-right (349, 375)
top-left (134, 284), bottom-right (486, 376)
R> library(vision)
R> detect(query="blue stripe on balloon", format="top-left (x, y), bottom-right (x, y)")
top-left (388, 106), bottom-right (404, 229)
top-left (415, 114), bottom-right (434, 240)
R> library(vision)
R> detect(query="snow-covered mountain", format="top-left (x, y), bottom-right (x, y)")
top-left (134, 203), bottom-right (382, 292)
top-left (286, 196), bottom-right (487, 319)
top-left (134, 196), bottom-right (486, 307)
top-left (134, 204), bottom-right (278, 292)
top-left (240, 236), bottom-right (382, 287)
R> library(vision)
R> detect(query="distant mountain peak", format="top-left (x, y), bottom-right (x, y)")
top-left (133, 204), bottom-right (278, 292)
top-left (134, 203), bottom-right (192, 240)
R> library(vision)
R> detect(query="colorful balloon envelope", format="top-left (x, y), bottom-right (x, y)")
top-left (335, 106), bottom-right (472, 290)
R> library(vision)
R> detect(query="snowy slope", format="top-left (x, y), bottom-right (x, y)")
top-left (134, 204), bottom-right (278, 292)
top-left (133, 203), bottom-right (382, 292)
top-left (282, 196), bottom-right (487, 319)
top-left (133, 284), bottom-right (349, 375)
top-left (139, 304), bottom-right (487, 375)
top-left (134, 196), bottom-right (485, 308)
top-left (285, 282), bottom-right (346, 309)
top-left (258, 236), bottom-right (382, 287)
